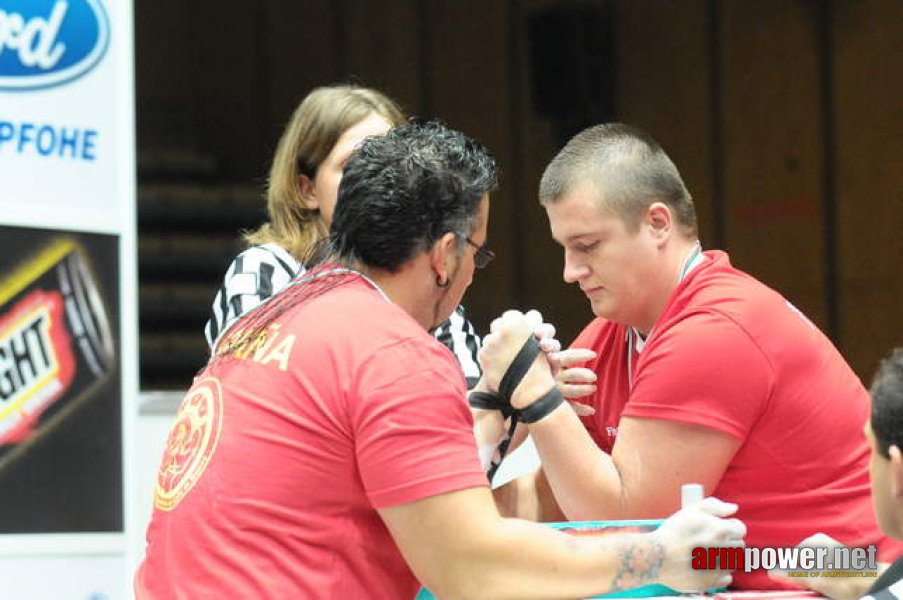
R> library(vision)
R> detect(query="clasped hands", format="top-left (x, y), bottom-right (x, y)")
top-left (476, 309), bottom-right (598, 414)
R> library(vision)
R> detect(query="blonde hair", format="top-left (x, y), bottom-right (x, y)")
top-left (244, 85), bottom-right (406, 259)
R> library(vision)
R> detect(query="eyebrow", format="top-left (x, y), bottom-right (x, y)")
top-left (560, 232), bottom-right (603, 245)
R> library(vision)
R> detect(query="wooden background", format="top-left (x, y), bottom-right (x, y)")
top-left (134, 0), bottom-right (902, 387)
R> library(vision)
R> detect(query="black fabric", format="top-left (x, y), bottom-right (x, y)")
top-left (469, 389), bottom-right (517, 483)
top-left (515, 387), bottom-right (564, 424)
top-left (265, 246), bottom-right (298, 278)
top-left (869, 556), bottom-right (903, 596)
top-left (872, 587), bottom-right (898, 600)
top-left (434, 319), bottom-right (453, 350)
top-left (498, 336), bottom-right (542, 401)
top-left (468, 391), bottom-right (514, 420)
top-left (486, 417), bottom-right (519, 483)
top-left (469, 336), bottom-right (562, 483)
top-left (464, 333), bottom-right (480, 374)
top-left (469, 335), bottom-right (542, 416)
top-left (258, 262), bottom-right (275, 298)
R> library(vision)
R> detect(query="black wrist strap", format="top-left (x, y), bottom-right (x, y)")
top-left (498, 336), bottom-right (542, 402)
top-left (468, 390), bottom-right (514, 420)
top-left (469, 335), bottom-right (542, 419)
top-left (486, 417), bottom-right (519, 484)
top-left (470, 390), bottom-right (519, 483)
top-left (468, 335), bottom-right (549, 481)
top-left (514, 386), bottom-right (564, 424)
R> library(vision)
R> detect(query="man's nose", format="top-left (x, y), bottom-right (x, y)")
top-left (563, 250), bottom-right (588, 283)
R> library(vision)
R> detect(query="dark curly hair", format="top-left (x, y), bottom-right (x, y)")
top-left (209, 121), bottom-right (498, 364)
top-left (330, 120), bottom-right (498, 272)
top-left (871, 348), bottom-right (903, 458)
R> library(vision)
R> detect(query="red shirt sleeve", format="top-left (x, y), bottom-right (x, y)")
top-left (569, 318), bottom-right (607, 442)
top-left (623, 311), bottom-right (775, 440)
top-left (351, 337), bottom-right (488, 508)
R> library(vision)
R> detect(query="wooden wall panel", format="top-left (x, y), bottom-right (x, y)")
top-left (720, 0), bottom-right (828, 328)
top-left (343, 0), bottom-right (423, 114)
top-left (262, 0), bottom-right (344, 170)
top-left (134, 1), bottom-right (197, 151)
top-left (421, 1), bottom-right (517, 333)
top-left (132, 0), bottom-right (903, 377)
top-left (515, 0), bottom-right (608, 346)
top-left (188, 2), bottom-right (270, 179)
top-left (833, 0), bottom-right (903, 377)
top-left (614, 0), bottom-right (716, 245)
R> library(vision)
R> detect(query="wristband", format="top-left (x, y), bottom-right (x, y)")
top-left (498, 336), bottom-right (541, 402)
top-left (513, 386), bottom-right (564, 424)
top-left (468, 391), bottom-right (514, 420)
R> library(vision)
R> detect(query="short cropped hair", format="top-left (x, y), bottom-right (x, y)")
top-left (331, 120), bottom-right (498, 272)
top-left (871, 348), bottom-right (903, 458)
top-left (539, 123), bottom-right (697, 236)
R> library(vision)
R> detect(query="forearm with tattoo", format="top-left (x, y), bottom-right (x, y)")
top-left (609, 537), bottom-right (665, 592)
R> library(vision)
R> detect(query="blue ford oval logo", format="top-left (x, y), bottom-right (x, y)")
top-left (0, 0), bottom-right (110, 91)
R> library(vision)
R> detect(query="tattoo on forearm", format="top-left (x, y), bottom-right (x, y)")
top-left (610, 539), bottom-right (665, 592)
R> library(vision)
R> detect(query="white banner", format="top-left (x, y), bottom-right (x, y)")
top-left (0, 0), bottom-right (129, 234)
top-left (0, 0), bottom-right (136, 597)
top-left (0, 554), bottom-right (128, 600)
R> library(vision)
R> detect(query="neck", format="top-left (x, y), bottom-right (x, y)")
top-left (677, 238), bottom-right (702, 277)
top-left (633, 236), bottom-right (701, 334)
top-left (315, 216), bottom-right (330, 239)
top-left (359, 257), bottom-right (439, 331)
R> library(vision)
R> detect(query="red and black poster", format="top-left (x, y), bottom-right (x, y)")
top-left (0, 225), bottom-right (122, 533)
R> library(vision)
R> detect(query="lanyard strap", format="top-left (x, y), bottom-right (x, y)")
top-left (678, 242), bottom-right (703, 280)
top-left (627, 242), bottom-right (703, 390)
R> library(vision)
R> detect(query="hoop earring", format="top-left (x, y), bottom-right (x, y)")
top-left (436, 274), bottom-right (450, 288)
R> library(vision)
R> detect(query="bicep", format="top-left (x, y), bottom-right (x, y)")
top-left (630, 315), bottom-right (772, 439)
top-left (610, 315), bottom-right (768, 516)
top-left (611, 416), bottom-right (740, 517)
top-left (354, 340), bottom-right (486, 507)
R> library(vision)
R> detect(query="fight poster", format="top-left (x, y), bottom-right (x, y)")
top-left (0, 227), bottom-right (121, 533)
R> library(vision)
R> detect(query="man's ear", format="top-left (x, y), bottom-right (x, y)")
top-left (646, 202), bottom-right (673, 242)
top-left (299, 174), bottom-right (319, 210)
top-left (430, 232), bottom-right (458, 286)
top-left (889, 445), bottom-right (903, 499)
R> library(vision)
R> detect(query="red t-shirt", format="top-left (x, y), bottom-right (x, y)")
top-left (135, 276), bottom-right (487, 599)
top-left (571, 251), bottom-right (903, 589)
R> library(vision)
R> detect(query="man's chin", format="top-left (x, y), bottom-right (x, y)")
top-left (589, 298), bottom-right (609, 319)
top-left (589, 303), bottom-right (628, 326)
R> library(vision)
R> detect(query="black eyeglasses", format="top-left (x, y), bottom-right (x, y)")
top-left (464, 237), bottom-right (495, 269)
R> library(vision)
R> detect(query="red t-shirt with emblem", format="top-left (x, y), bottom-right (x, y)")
top-left (135, 276), bottom-right (487, 599)
top-left (570, 251), bottom-right (903, 589)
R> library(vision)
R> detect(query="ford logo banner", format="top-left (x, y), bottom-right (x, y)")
top-left (0, 0), bottom-right (110, 91)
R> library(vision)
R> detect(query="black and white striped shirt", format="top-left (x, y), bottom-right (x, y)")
top-left (205, 243), bottom-right (482, 386)
top-left (865, 580), bottom-right (903, 600)
top-left (864, 557), bottom-right (903, 600)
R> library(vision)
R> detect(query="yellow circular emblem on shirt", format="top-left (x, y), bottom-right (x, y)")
top-left (154, 377), bottom-right (223, 511)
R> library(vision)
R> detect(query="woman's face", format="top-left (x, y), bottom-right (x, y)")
top-left (303, 112), bottom-right (393, 229)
